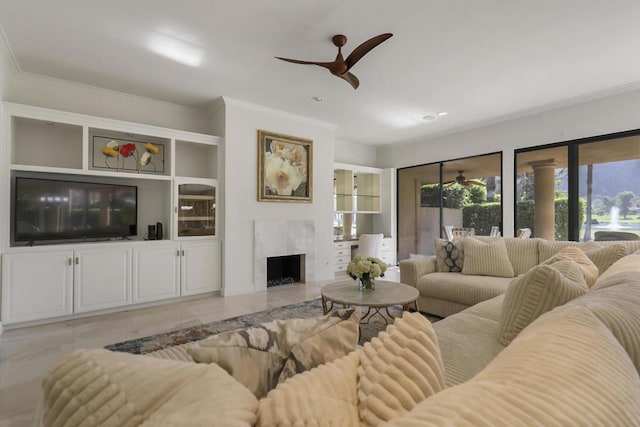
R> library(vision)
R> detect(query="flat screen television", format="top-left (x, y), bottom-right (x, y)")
top-left (14, 177), bottom-right (138, 243)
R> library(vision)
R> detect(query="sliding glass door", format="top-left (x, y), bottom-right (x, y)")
top-left (397, 152), bottom-right (502, 261)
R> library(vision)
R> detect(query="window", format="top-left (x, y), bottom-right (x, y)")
top-left (515, 132), bottom-right (640, 241)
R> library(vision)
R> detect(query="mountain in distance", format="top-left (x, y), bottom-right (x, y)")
top-left (556, 159), bottom-right (640, 198)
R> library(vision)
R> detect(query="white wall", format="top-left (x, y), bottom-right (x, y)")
top-left (1, 67), bottom-right (211, 135)
top-left (378, 88), bottom-right (640, 235)
top-left (334, 139), bottom-right (377, 166)
top-left (221, 97), bottom-right (336, 296)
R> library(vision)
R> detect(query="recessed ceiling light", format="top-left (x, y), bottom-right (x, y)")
top-left (311, 96), bottom-right (324, 102)
top-left (422, 115), bottom-right (436, 121)
top-left (437, 111), bottom-right (449, 116)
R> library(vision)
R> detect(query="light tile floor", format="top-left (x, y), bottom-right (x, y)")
top-left (0, 268), bottom-right (399, 426)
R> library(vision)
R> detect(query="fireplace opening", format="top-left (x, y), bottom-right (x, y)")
top-left (267, 254), bottom-right (305, 288)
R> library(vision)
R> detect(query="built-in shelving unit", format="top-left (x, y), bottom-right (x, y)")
top-left (332, 162), bottom-right (396, 275)
top-left (0, 102), bottom-right (223, 328)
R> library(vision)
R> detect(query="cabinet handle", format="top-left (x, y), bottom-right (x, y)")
top-left (75, 257), bottom-right (79, 265)
top-left (68, 258), bottom-right (72, 266)
top-left (181, 249), bottom-right (185, 256)
top-left (177, 250), bottom-right (180, 257)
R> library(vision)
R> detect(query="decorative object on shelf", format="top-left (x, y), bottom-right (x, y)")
top-left (347, 255), bottom-right (387, 291)
top-left (93, 136), bottom-right (165, 174)
top-left (257, 130), bottom-right (312, 202)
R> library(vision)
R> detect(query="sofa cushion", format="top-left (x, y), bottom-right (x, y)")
top-left (256, 312), bottom-right (445, 427)
top-left (42, 349), bottom-right (258, 426)
top-left (583, 243), bottom-right (629, 274)
top-left (475, 236), bottom-right (540, 275)
top-left (539, 246), bottom-right (599, 287)
top-left (498, 259), bottom-right (588, 346)
top-left (187, 308), bottom-right (359, 398)
top-left (434, 237), bottom-right (464, 272)
top-left (384, 304), bottom-right (640, 427)
top-left (462, 237), bottom-right (515, 278)
top-left (433, 295), bottom-right (505, 387)
top-left (417, 272), bottom-right (513, 308)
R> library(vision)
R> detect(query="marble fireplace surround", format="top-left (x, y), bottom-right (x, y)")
top-left (254, 220), bottom-right (315, 291)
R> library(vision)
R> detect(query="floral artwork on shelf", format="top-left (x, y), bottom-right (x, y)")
top-left (257, 130), bottom-right (312, 202)
top-left (92, 136), bottom-right (165, 174)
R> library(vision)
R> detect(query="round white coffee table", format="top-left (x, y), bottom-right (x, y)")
top-left (321, 280), bottom-right (420, 324)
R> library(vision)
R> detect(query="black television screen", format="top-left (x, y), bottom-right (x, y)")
top-left (14, 177), bottom-right (137, 242)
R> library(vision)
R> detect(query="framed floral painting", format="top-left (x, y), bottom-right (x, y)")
top-left (258, 130), bottom-right (312, 202)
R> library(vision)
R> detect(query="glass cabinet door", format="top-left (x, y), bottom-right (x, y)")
top-left (177, 183), bottom-right (216, 237)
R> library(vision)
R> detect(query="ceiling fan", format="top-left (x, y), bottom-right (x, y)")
top-left (443, 171), bottom-right (487, 189)
top-left (275, 33), bottom-right (393, 89)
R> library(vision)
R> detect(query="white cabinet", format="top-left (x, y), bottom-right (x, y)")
top-left (333, 241), bottom-right (354, 273)
top-left (73, 246), bottom-right (132, 313)
top-left (132, 241), bottom-right (221, 301)
top-left (381, 237), bottom-right (396, 266)
top-left (1, 250), bottom-right (74, 324)
top-left (132, 243), bottom-right (180, 303)
top-left (181, 241), bottom-right (222, 295)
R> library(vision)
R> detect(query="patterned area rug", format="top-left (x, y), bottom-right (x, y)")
top-left (105, 298), bottom-right (440, 354)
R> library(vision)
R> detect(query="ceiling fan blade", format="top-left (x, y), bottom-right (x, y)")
top-left (345, 33), bottom-right (393, 70)
top-left (466, 180), bottom-right (487, 187)
top-left (442, 182), bottom-right (455, 189)
top-left (275, 57), bottom-right (334, 71)
top-left (338, 71), bottom-right (360, 89)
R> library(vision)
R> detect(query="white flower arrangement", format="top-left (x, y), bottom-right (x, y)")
top-left (347, 255), bottom-right (387, 290)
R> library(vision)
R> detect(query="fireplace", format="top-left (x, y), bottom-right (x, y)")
top-left (267, 254), bottom-right (305, 288)
top-left (254, 220), bottom-right (315, 290)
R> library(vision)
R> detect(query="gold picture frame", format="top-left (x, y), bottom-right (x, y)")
top-left (258, 130), bottom-right (313, 202)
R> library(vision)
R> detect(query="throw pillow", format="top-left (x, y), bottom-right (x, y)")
top-left (358, 311), bottom-right (445, 426)
top-left (539, 246), bottom-right (599, 288)
top-left (462, 237), bottom-right (515, 278)
top-left (498, 259), bottom-right (588, 346)
top-left (584, 243), bottom-right (628, 274)
top-left (42, 349), bottom-right (258, 426)
top-left (187, 308), bottom-right (359, 398)
top-left (434, 237), bottom-right (464, 272)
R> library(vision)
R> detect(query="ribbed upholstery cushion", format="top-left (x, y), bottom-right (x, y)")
top-left (538, 239), bottom-right (640, 264)
top-left (475, 236), bottom-right (540, 275)
top-left (42, 349), bottom-right (258, 427)
top-left (358, 312), bottom-right (445, 426)
top-left (417, 272), bottom-right (513, 307)
top-left (146, 342), bottom-right (195, 362)
top-left (539, 246), bottom-right (599, 287)
top-left (583, 243), bottom-right (629, 274)
top-left (433, 295), bottom-right (505, 387)
top-left (384, 306), bottom-right (640, 427)
top-left (462, 237), bottom-right (515, 278)
top-left (256, 312), bottom-right (445, 427)
top-left (256, 351), bottom-right (361, 426)
top-left (498, 260), bottom-right (588, 346)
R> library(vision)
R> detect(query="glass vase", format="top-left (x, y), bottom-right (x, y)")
top-left (359, 275), bottom-right (375, 291)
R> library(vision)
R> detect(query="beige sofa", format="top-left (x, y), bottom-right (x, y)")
top-left (38, 250), bottom-right (640, 426)
top-left (399, 236), bottom-right (640, 317)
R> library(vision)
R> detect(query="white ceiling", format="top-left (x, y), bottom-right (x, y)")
top-left (2, 1), bottom-right (640, 146)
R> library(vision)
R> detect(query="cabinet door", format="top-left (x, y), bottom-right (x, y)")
top-left (180, 241), bottom-right (222, 295)
top-left (175, 179), bottom-right (217, 239)
top-left (73, 246), bottom-right (132, 313)
top-left (1, 250), bottom-right (74, 324)
top-left (132, 243), bottom-right (180, 303)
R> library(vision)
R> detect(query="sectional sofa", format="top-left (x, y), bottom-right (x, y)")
top-left (399, 236), bottom-right (640, 317)
top-left (37, 247), bottom-right (640, 426)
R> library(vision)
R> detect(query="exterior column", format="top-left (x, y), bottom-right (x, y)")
top-left (530, 159), bottom-right (556, 240)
